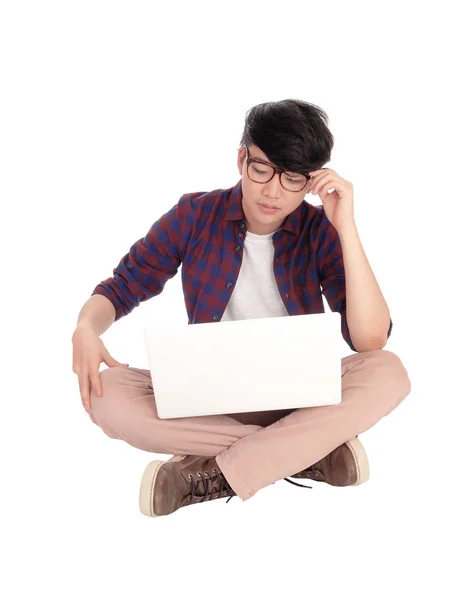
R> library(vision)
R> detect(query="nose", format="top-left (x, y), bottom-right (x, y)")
top-left (261, 173), bottom-right (282, 199)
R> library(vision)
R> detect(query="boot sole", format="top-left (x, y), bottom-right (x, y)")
top-left (139, 455), bottom-right (187, 517)
top-left (346, 437), bottom-right (370, 485)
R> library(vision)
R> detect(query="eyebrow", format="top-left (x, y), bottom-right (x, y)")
top-left (251, 154), bottom-right (271, 163)
top-left (252, 155), bottom-right (278, 168)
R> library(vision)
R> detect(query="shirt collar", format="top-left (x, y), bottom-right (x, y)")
top-left (224, 179), bottom-right (303, 237)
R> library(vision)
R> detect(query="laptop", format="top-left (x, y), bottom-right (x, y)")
top-left (144, 312), bottom-right (343, 419)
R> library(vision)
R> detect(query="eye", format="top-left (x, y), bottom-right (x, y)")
top-left (285, 172), bottom-right (303, 182)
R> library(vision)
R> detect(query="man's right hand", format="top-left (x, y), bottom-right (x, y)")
top-left (72, 326), bottom-right (129, 412)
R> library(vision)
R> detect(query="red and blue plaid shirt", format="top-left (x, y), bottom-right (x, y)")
top-left (92, 179), bottom-right (393, 352)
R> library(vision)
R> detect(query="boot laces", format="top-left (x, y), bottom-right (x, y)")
top-left (188, 468), bottom-right (235, 504)
top-left (284, 477), bottom-right (313, 489)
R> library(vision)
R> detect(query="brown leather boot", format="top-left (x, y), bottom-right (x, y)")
top-left (285, 437), bottom-right (370, 488)
top-left (139, 455), bottom-right (237, 517)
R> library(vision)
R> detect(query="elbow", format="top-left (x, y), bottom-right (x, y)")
top-left (351, 335), bottom-right (387, 353)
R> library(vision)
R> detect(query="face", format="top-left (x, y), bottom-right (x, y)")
top-left (237, 144), bottom-right (311, 235)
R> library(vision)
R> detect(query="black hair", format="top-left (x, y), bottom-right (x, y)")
top-left (239, 99), bottom-right (334, 174)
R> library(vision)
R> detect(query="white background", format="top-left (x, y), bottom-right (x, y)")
top-left (1, 1), bottom-right (469, 598)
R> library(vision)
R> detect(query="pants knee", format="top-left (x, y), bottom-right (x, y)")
top-left (378, 350), bottom-right (412, 412)
top-left (88, 367), bottom-right (129, 438)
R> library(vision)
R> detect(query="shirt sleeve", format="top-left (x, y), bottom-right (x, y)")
top-left (91, 195), bottom-right (194, 321)
top-left (317, 211), bottom-right (393, 352)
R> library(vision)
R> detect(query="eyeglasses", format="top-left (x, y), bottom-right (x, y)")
top-left (244, 145), bottom-right (311, 192)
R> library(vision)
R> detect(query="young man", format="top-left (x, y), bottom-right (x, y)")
top-left (72, 99), bottom-right (411, 517)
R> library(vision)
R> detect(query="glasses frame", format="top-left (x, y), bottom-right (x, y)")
top-left (243, 145), bottom-right (312, 192)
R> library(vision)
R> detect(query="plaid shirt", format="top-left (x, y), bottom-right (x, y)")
top-left (92, 179), bottom-right (393, 352)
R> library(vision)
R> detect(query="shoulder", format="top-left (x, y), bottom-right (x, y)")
top-left (300, 200), bottom-right (335, 236)
top-left (176, 186), bottom-right (230, 218)
top-left (174, 184), bottom-right (238, 231)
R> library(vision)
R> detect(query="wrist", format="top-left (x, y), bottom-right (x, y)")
top-left (337, 221), bottom-right (358, 240)
top-left (74, 323), bottom-right (97, 337)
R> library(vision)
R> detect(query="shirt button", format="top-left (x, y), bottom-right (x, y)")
top-left (226, 282), bottom-right (233, 288)
top-left (212, 315), bottom-right (219, 321)
top-left (238, 232), bottom-right (244, 238)
top-left (285, 293), bottom-right (289, 298)
top-left (241, 223), bottom-right (246, 229)
top-left (236, 245), bottom-right (241, 251)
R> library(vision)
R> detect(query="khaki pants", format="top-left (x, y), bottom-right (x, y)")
top-left (88, 349), bottom-right (411, 501)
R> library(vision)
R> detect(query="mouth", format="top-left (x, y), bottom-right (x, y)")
top-left (260, 203), bottom-right (279, 209)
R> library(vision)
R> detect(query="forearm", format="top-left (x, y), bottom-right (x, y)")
top-left (75, 294), bottom-right (116, 337)
top-left (338, 223), bottom-right (390, 352)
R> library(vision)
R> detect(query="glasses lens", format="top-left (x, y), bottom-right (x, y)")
top-left (248, 161), bottom-right (274, 183)
top-left (281, 171), bottom-right (308, 192)
top-left (248, 161), bottom-right (307, 192)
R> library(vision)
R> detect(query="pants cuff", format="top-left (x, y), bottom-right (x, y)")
top-left (215, 451), bottom-right (255, 501)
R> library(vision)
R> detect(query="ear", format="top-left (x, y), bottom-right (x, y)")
top-left (237, 146), bottom-right (246, 176)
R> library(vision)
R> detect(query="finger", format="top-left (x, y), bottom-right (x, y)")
top-left (316, 176), bottom-right (339, 197)
top-left (311, 172), bottom-right (332, 194)
top-left (319, 179), bottom-right (341, 198)
top-left (90, 371), bottom-right (102, 398)
top-left (308, 168), bottom-right (327, 177)
top-left (103, 351), bottom-right (127, 368)
top-left (78, 372), bottom-right (91, 411)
